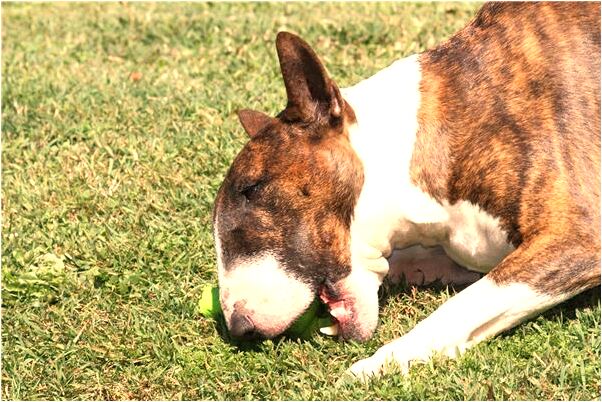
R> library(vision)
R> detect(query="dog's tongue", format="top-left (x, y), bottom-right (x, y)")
top-left (318, 298), bottom-right (351, 336)
top-left (318, 284), bottom-right (353, 336)
top-left (327, 300), bottom-right (351, 320)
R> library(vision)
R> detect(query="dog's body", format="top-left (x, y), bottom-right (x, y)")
top-left (213, 2), bottom-right (600, 378)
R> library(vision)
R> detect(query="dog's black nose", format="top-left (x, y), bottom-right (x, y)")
top-left (229, 311), bottom-right (257, 340)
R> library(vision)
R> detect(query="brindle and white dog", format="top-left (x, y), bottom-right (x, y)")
top-left (212, 2), bottom-right (600, 379)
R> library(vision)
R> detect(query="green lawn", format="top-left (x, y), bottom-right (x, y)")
top-left (2, 2), bottom-right (600, 400)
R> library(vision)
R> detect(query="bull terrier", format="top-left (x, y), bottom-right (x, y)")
top-left (212, 2), bottom-right (600, 379)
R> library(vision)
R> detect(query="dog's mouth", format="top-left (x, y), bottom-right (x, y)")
top-left (318, 281), bottom-right (354, 338)
top-left (316, 276), bottom-right (380, 342)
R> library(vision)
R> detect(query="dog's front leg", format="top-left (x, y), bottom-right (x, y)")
top-left (348, 238), bottom-right (600, 380)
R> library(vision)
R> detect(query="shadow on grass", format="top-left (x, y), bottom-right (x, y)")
top-left (378, 273), bottom-right (479, 306)
top-left (379, 274), bottom-right (600, 336)
top-left (213, 308), bottom-right (329, 353)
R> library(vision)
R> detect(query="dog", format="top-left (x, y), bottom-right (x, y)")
top-left (212, 2), bottom-right (600, 379)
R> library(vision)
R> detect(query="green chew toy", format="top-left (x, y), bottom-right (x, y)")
top-left (198, 284), bottom-right (333, 339)
top-left (198, 284), bottom-right (222, 318)
top-left (287, 299), bottom-right (333, 339)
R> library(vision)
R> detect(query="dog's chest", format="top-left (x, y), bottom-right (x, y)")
top-left (439, 200), bottom-right (515, 273)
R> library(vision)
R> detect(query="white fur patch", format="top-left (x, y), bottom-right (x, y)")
top-left (214, 217), bottom-right (313, 336)
top-left (342, 55), bottom-right (514, 278)
top-left (442, 200), bottom-right (516, 272)
top-left (220, 253), bottom-right (315, 337)
top-left (339, 54), bottom-right (516, 349)
top-left (343, 56), bottom-right (446, 273)
top-left (219, 253), bottom-right (313, 327)
top-left (214, 215), bottom-right (225, 283)
top-left (348, 277), bottom-right (569, 379)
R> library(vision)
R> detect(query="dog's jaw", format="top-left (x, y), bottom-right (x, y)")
top-left (320, 265), bottom-right (382, 341)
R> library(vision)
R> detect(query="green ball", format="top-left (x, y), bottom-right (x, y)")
top-left (285, 299), bottom-right (333, 339)
top-left (198, 284), bottom-right (222, 318)
top-left (286, 298), bottom-right (319, 335)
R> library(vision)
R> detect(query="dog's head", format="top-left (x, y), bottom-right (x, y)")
top-left (213, 32), bottom-right (380, 341)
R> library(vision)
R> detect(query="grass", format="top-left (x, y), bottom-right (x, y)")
top-left (2, 2), bottom-right (600, 400)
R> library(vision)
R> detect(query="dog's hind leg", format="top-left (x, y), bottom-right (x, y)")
top-left (349, 237), bottom-right (600, 380)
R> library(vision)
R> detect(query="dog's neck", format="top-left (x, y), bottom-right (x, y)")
top-left (342, 55), bottom-right (451, 271)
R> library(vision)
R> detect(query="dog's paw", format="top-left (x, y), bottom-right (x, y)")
top-left (346, 354), bottom-right (390, 381)
top-left (346, 338), bottom-right (430, 381)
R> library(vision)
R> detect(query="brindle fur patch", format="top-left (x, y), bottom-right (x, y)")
top-left (215, 116), bottom-right (362, 288)
top-left (411, 2), bottom-right (600, 292)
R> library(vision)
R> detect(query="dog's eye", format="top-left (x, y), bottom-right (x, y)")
top-left (240, 182), bottom-right (261, 202)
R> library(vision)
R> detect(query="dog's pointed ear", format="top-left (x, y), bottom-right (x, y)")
top-left (237, 109), bottom-right (274, 137)
top-left (276, 31), bottom-right (343, 123)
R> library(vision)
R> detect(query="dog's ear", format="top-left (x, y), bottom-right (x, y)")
top-left (276, 31), bottom-right (343, 124)
top-left (237, 109), bottom-right (274, 137)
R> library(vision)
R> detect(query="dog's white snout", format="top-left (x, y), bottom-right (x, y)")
top-left (217, 252), bottom-right (315, 338)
